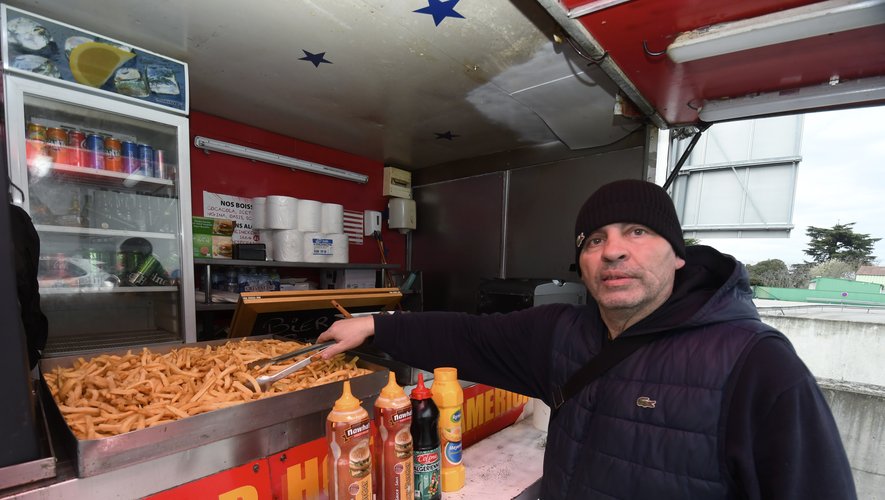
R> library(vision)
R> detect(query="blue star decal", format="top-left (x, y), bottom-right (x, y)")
top-left (414, 0), bottom-right (465, 26)
top-left (299, 50), bottom-right (332, 67)
top-left (435, 131), bottom-right (460, 140)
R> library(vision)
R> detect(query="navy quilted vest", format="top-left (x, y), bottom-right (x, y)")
top-left (541, 315), bottom-right (776, 499)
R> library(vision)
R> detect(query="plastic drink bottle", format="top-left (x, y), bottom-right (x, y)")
top-left (326, 381), bottom-right (373, 500)
top-left (374, 372), bottom-right (414, 500)
top-left (410, 373), bottom-right (442, 500)
top-left (431, 367), bottom-right (466, 491)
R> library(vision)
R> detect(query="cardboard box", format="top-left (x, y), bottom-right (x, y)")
top-left (383, 166), bottom-right (412, 199)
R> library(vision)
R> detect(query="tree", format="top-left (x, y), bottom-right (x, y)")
top-left (789, 263), bottom-right (813, 289)
top-left (747, 259), bottom-right (793, 287)
top-left (808, 259), bottom-right (857, 281)
top-left (804, 223), bottom-right (880, 266)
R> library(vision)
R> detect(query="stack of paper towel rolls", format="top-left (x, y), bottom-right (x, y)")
top-left (255, 196), bottom-right (349, 263)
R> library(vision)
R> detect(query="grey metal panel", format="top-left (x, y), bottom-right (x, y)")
top-left (673, 117), bottom-right (802, 237)
top-left (413, 174), bottom-right (506, 313)
top-left (506, 147), bottom-right (645, 279)
top-left (411, 146), bottom-right (645, 312)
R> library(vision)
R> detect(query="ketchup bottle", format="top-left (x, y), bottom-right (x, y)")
top-left (410, 373), bottom-right (442, 500)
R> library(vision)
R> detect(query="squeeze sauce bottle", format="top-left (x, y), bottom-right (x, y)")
top-left (431, 367), bottom-right (466, 492)
top-left (410, 373), bottom-right (442, 500)
top-left (374, 372), bottom-right (414, 500)
top-left (326, 381), bottom-right (373, 500)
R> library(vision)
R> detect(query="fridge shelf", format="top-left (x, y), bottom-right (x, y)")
top-left (40, 286), bottom-right (178, 295)
top-left (42, 329), bottom-right (182, 357)
top-left (35, 224), bottom-right (178, 240)
top-left (37, 160), bottom-right (175, 192)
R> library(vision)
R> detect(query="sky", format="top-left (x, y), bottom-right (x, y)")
top-left (698, 106), bottom-right (885, 266)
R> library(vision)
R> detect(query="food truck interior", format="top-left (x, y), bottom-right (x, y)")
top-left (2, 0), bottom-right (883, 497)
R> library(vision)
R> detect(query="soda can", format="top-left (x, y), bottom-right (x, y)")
top-left (105, 137), bottom-right (123, 172)
top-left (67, 129), bottom-right (86, 167)
top-left (121, 141), bottom-right (138, 173)
top-left (25, 122), bottom-right (48, 168)
top-left (27, 122), bottom-right (47, 141)
top-left (137, 144), bottom-right (154, 177)
top-left (84, 134), bottom-right (106, 169)
top-left (46, 127), bottom-right (68, 162)
top-left (153, 149), bottom-right (167, 179)
top-left (127, 254), bottom-right (159, 286)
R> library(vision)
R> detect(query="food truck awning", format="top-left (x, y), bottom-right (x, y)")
top-left (7, 0), bottom-right (884, 170)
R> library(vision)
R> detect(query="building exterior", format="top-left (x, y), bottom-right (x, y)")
top-left (855, 266), bottom-right (885, 290)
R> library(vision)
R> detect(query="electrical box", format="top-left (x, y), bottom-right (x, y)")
top-left (383, 166), bottom-right (412, 199)
top-left (364, 210), bottom-right (382, 236)
top-left (388, 198), bottom-right (416, 234)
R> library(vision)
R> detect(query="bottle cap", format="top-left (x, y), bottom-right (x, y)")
top-left (433, 367), bottom-right (457, 382)
top-left (380, 371), bottom-right (406, 400)
top-left (410, 372), bottom-right (432, 400)
top-left (333, 381), bottom-right (361, 411)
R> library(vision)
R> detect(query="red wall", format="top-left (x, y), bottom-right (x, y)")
top-left (188, 111), bottom-right (404, 266)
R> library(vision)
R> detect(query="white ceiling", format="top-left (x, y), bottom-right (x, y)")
top-left (4, 0), bottom-right (639, 170)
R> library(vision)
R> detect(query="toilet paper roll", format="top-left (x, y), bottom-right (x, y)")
top-left (258, 229), bottom-right (275, 260)
top-left (303, 232), bottom-right (330, 263)
top-left (267, 195), bottom-right (298, 229)
top-left (252, 197), bottom-right (267, 229)
top-left (327, 233), bottom-right (349, 263)
top-left (272, 229), bottom-right (304, 262)
top-left (320, 203), bottom-right (344, 234)
top-left (297, 199), bottom-right (322, 232)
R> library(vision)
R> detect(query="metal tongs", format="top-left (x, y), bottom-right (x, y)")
top-left (252, 300), bottom-right (353, 390)
top-left (255, 341), bottom-right (335, 391)
top-left (248, 340), bottom-right (334, 371)
top-left (251, 341), bottom-right (334, 390)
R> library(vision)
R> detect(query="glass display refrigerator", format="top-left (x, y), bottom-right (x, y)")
top-left (2, 5), bottom-right (195, 356)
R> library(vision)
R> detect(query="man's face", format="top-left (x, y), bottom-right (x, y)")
top-left (579, 223), bottom-right (685, 320)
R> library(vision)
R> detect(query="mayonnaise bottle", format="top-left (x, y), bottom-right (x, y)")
top-left (326, 381), bottom-right (372, 500)
top-left (431, 367), bottom-right (466, 492)
top-left (374, 372), bottom-right (414, 500)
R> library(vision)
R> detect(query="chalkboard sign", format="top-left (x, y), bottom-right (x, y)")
top-left (228, 288), bottom-right (402, 338)
top-left (250, 305), bottom-right (391, 341)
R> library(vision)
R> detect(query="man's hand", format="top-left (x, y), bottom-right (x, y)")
top-left (317, 316), bottom-right (376, 358)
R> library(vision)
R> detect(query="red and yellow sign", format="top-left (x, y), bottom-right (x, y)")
top-left (146, 460), bottom-right (272, 500)
top-left (145, 384), bottom-right (527, 499)
top-left (462, 384), bottom-right (529, 448)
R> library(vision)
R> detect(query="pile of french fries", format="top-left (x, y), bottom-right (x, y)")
top-left (43, 339), bottom-right (371, 440)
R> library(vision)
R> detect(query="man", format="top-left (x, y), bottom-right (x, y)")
top-left (9, 202), bottom-right (48, 370)
top-left (318, 179), bottom-right (856, 499)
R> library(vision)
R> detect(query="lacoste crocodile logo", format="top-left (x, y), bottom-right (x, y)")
top-left (636, 396), bottom-right (656, 409)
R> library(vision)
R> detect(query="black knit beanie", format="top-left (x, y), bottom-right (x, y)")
top-left (574, 179), bottom-right (686, 272)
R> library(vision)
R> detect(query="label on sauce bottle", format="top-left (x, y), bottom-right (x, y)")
top-left (328, 418), bottom-right (372, 499)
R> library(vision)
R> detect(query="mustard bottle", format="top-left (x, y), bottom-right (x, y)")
top-left (431, 367), bottom-right (466, 492)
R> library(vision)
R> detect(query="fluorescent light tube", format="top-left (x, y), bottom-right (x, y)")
top-left (193, 136), bottom-right (368, 184)
top-left (698, 75), bottom-right (885, 122)
top-left (668, 0), bottom-right (885, 63)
